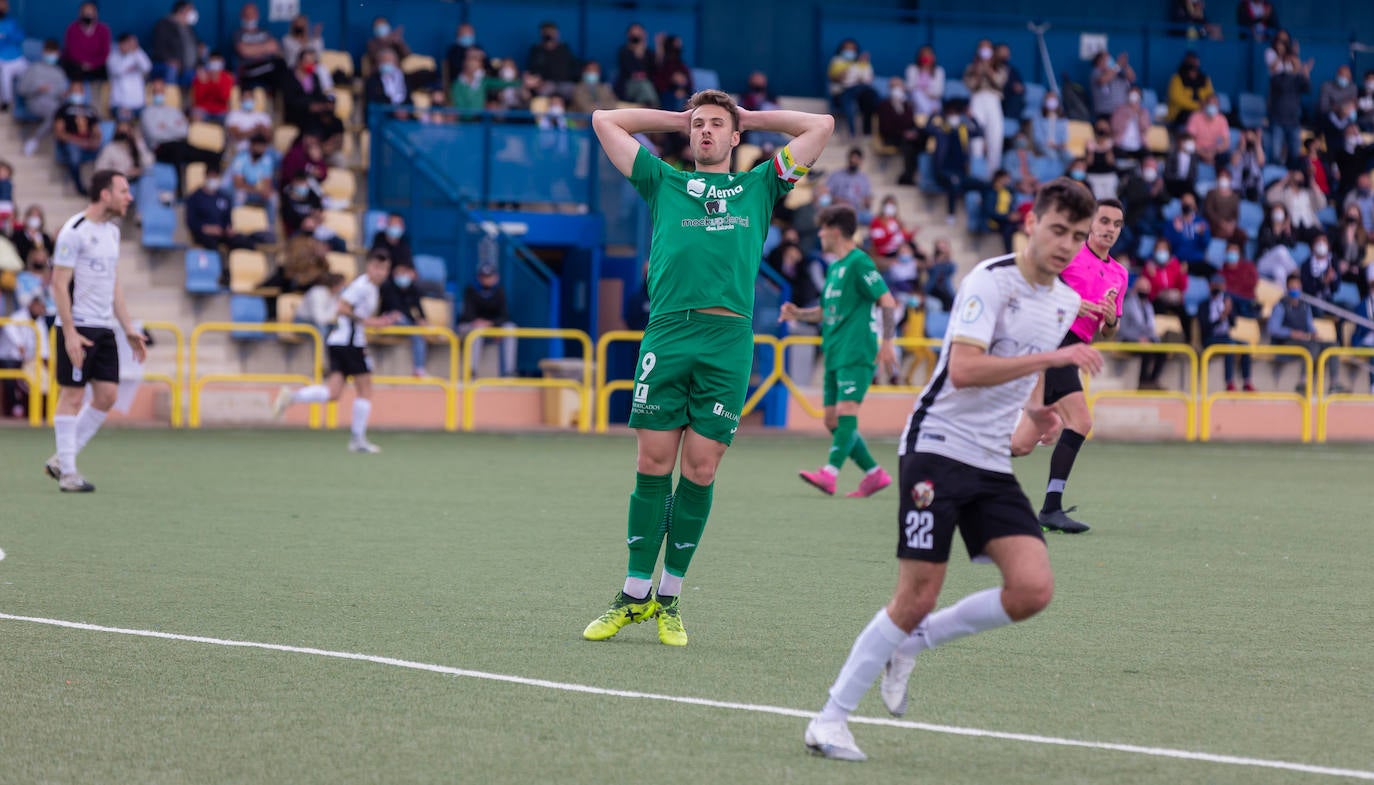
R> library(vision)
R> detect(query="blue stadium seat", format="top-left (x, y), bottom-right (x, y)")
top-left (1021, 82), bottom-right (1046, 118)
top-left (963, 190), bottom-right (983, 233)
top-left (229, 295), bottom-right (269, 340)
top-left (185, 249), bottom-right (223, 294)
top-left (151, 163), bottom-right (178, 195)
top-left (1334, 281), bottom-right (1361, 311)
top-left (362, 209), bottom-right (389, 249)
top-left (1162, 198), bottom-right (1182, 222)
top-left (967, 154), bottom-right (989, 183)
top-left (1317, 206), bottom-right (1338, 228)
top-left (1141, 88), bottom-right (1160, 118)
top-left (916, 152), bottom-right (938, 194)
top-left (689, 68), bottom-right (720, 92)
top-left (1031, 155), bottom-right (1061, 183)
top-left (21, 38), bottom-right (42, 62)
top-left (1205, 237), bottom-right (1228, 267)
top-left (12, 93), bottom-right (38, 123)
top-left (1238, 93), bottom-right (1267, 129)
top-left (413, 254), bottom-right (447, 287)
top-left (942, 81), bottom-right (970, 102)
top-left (136, 177), bottom-right (179, 249)
top-left (1196, 162), bottom-right (1217, 187)
top-left (1216, 92), bottom-right (1232, 116)
top-left (1238, 200), bottom-right (1263, 237)
top-left (924, 307), bottom-right (950, 339)
top-left (1137, 234), bottom-right (1157, 260)
top-left (1291, 242), bottom-right (1311, 265)
top-left (1183, 275), bottom-right (1210, 315)
top-left (1229, 128), bottom-right (1242, 150)
top-left (1261, 164), bottom-right (1288, 188)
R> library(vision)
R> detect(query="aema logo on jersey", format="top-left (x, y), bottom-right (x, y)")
top-left (686, 178), bottom-right (707, 198)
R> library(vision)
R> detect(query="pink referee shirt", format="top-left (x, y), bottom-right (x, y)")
top-left (1061, 244), bottom-right (1128, 343)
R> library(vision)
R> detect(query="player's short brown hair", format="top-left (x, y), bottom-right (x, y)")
top-left (89, 170), bottom-right (125, 203)
top-left (1032, 177), bottom-right (1097, 223)
top-left (686, 89), bottom-right (740, 132)
top-left (817, 204), bottom-right (858, 238)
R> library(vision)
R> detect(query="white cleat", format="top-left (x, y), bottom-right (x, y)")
top-left (271, 386), bottom-right (293, 419)
top-left (804, 718), bottom-right (866, 762)
top-left (44, 454), bottom-right (61, 480)
top-left (348, 438), bottom-right (381, 454)
top-left (59, 472), bottom-right (95, 493)
top-left (880, 652), bottom-right (917, 717)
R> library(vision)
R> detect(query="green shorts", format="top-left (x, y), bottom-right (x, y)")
top-left (628, 310), bottom-right (755, 445)
top-left (823, 364), bottom-right (874, 407)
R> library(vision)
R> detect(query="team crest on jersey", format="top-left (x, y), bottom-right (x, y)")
top-left (1056, 308), bottom-right (1067, 326)
top-left (961, 296), bottom-right (984, 323)
top-left (911, 480), bottom-right (935, 509)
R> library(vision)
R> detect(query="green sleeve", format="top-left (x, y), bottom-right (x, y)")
top-left (748, 147), bottom-right (797, 204)
top-left (629, 145), bottom-right (671, 202)
top-left (857, 256), bottom-right (890, 301)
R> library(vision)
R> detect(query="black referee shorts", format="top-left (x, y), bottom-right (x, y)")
top-left (55, 326), bottom-right (120, 387)
top-left (1043, 331), bottom-right (1085, 406)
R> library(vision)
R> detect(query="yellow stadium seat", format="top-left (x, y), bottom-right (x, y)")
top-left (734, 143), bottom-right (762, 172)
top-left (529, 96), bottom-right (550, 115)
top-left (231, 205), bottom-right (270, 236)
top-left (228, 249), bottom-right (273, 294)
top-left (188, 121), bottom-right (225, 153)
top-left (273, 124), bottom-right (299, 153)
top-left (321, 49), bottom-right (354, 78)
top-left (326, 251), bottom-right (357, 279)
top-left (358, 130), bottom-right (370, 171)
top-left (184, 162), bottom-right (207, 195)
top-left (410, 91), bottom-right (431, 110)
top-left (1145, 125), bottom-right (1171, 154)
top-left (1154, 313), bottom-right (1184, 341)
top-left (1066, 120), bottom-right (1094, 157)
top-left (1232, 316), bottom-right (1261, 346)
top-left (146, 84), bottom-right (182, 109)
top-left (783, 185), bottom-right (813, 210)
top-left (1314, 318), bottom-right (1338, 344)
top-left (421, 297), bottom-right (453, 334)
top-left (322, 210), bottom-right (358, 248)
top-left (1255, 278), bottom-right (1284, 318)
top-left (400, 54), bottom-right (436, 75)
top-left (331, 88), bottom-right (353, 124)
top-left (320, 168), bottom-right (356, 204)
top-left (276, 293), bottom-right (305, 342)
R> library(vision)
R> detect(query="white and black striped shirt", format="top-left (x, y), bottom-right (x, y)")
top-left (900, 254), bottom-right (1081, 473)
top-left (52, 211), bottom-right (122, 330)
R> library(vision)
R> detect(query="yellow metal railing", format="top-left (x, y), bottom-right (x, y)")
top-left (462, 327), bottom-right (593, 432)
top-left (0, 317), bottom-right (44, 426)
top-left (1085, 342), bottom-right (1199, 440)
top-left (189, 322), bottom-right (324, 428)
top-left (594, 329), bottom-right (643, 433)
top-left (43, 322), bottom-right (187, 426)
top-left (324, 325), bottom-right (461, 431)
top-left (1316, 347), bottom-right (1374, 442)
top-left (772, 334), bottom-right (942, 419)
top-left (739, 334), bottom-right (782, 419)
top-left (1199, 343), bottom-right (1313, 443)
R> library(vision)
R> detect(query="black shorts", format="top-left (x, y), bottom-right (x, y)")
top-left (1043, 331), bottom-right (1085, 406)
top-left (328, 345), bottom-right (373, 377)
top-left (55, 326), bottom-right (120, 387)
top-left (896, 451), bottom-right (1044, 563)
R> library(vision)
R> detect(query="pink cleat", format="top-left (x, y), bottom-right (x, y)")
top-left (799, 468), bottom-right (837, 496)
top-left (846, 467), bottom-right (893, 498)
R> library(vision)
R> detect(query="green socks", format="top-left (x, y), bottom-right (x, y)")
top-left (849, 431), bottom-right (877, 472)
top-left (625, 472), bottom-right (672, 580)
top-left (827, 415), bottom-right (858, 470)
top-left (662, 476), bottom-right (713, 579)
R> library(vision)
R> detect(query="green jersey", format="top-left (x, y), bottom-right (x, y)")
top-left (821, 248), bottom-right (890, 369)
top-left (629, 145), bottom-right (795, 319)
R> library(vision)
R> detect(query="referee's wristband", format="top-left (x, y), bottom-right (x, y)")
top-left (1104, 318), bottom-right (1118, 329)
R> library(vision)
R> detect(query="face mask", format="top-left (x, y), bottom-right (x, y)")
top-left (542, 32), bottom-right (556, 43)
top-left (978, 46), bottom-right (993, 60)
top-left (374, 23), bottom-right (391, 38)
top-left (1205, 105), bottom-right (1218, 116)
top-left (43, 53), bottom-right (59, 65)
top-left (292, 24), bottom-right (307, 35)
top-left (1014, 137), bottom-right (1030, 150)
top-left (897, 254), bottom-right (914, 264)
top-left (185, 10), bottom-right (198, 26)
top-left (207, 60), bottom-right (223, 72)
top-left (847, 162), bottom-right (860, 173)
top-left (1225, 251), bottom-right (1240, 263)
top-left (1337, 77), bottom-right (1350, 88)
top-left (302, 63), bottom-right (316, 74)
top-left (152, 93), bottom-right (165, 105)
top-left (1154, 249), bottom-right (1170, 263)
top-left (241, 99), bottom-right (255, 112)
top-left (1128, 92), bottom-right (1141, 105)
top-left (1182, 203), bottom-right (1195, 215)
top-left (1217, 178), bottom-right (1231, 191)
top-left (1142, 168), bottom-right (1158, 182)
top-left (1044, 97), bottom-right (1059, 111)
top-left (205, 177), bottom-right (221, 191)
top-left (386, 225), bottom-right (404, 240)
top-left (242, 18), bottom-right (258, 30)
top-left (69, 93), bottom-right (85, 105)
top-left (882, 203), bottom-right (897, 217)
top-left (500, 67), bottom-right (516, 80)
top-left (393, 274), bottom-right (414, 288)
top-left (1366, 80), bottom-right (1374, 92)
top-left (918, 55), bottom-right (933, 67)
top-left (946, 115), bottom-right (961, 127)
top-left (583, 72), bottom-right (599, 84)
top-left (841, 50), bottom-right (856, 61)
top-left (82, 14), bottom-right (95, 25)
top-left (292, 184), bottom-right (310, 198)
top-left (26, 216), bottom-right (41, 230)
top-left (1272, 210), bottom-right (1285, 222)
top-left (1182, 141), bottom-right (1196, 153)
top-left (890, 88), bottom-right (905, 102)
top-left (1314, 243), bottom-right (1329, 256)
top-left (1070, 170), bottom-right (1086, 181)
top-left (817, 193), bottom-right (833, 207)
top-left (1288, 288), bottom-right (1301, 298)
top-left (458, 34), bottom-right (475, 47)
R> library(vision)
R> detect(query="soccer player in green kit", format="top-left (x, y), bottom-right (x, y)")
top-left (781, 204), bottom-right (899, 498)
top-left (583, 90), bottom-right (833, 646)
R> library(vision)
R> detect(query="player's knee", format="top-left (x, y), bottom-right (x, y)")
top-left (1003, 575), bottom-right (1054, 621)
top-left (679, 456), bottom-right (719, 486)
top-left (887, 593), bottom-right (937, 633)
top-left (91, 388), bottom-right (117, 411)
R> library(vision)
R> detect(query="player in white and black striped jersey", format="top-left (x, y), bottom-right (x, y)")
top-left (805, 179), bottom-right (1105, 762)
top-left (43, 170), bottom-right (142, 493)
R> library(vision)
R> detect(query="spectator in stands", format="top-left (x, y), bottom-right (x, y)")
top-left (1268, 272), bottom-right (1341, 392)
top-left (1320, 97), bottom-right (1359, 160)
top-left (151, 1), bottom-right (200, 89)
top-left (1186, 94), bottom-right (1231, 167)
top-left (186, 165), bottom-right (248, 254)
top-left (983, 169), bottom-right (1018, 253)
top-left (651, 32), bottom-right (691, 107)
top-left (1118, 275), bottom-right (1166, 389)
top-left (1117, 156), bottom-right (1166, 248)
top-left (370, 213), bottom-right (413, 271)
top-left (868, 194), bottom-right (911, 266)
top-left (17, 40), bottom-right (69, 157)
top-left (1007, 133), bottom-right (1041, 196)
top-left (1266, 168), bottom-right (1325, 243)
top-left (190, 52), bottom-right (233, 122)
top-left (93, 120), bottom-right (153, 188)
top-left (61, 2), bottom-right (110, 83)
top-left (443, 23), bottom-right (481, 89)
top-left (904, 45), bottom-right (945, 120)
top-left (1163, 132), bottom-right (1200, 199)
top-left (876, 77), bottom-right (920, 185)
top-left (227, 133), bottom-right (278, 216)
top-left (963, 39), bottom-right (1006, 172)
top-left (1164, 191), bottom-right (1213, 275)
top-left (1166, 52), bottom-right (1213, 126)
top-left (448, 48), bottom-right (492, 112)
top-left (107, 33), bottom-right (151, 121)
top-left (1345, 172), bottom-right (1374, 234)
top-left (883, 240), bottom-right (923, 297)
top-left (144, 77), bottom-right (218, 186)
top-left (827, 147), bottom-right (874, 223)
top-left (1301, 234), bottom-right (1342, 304)
top-left (1111, 86), bottom-right (1150, 162)
top-left (52, 82), bottom-right (101, 195)
top-left (1331, 124), bottom-right (1374, 203)
top-left (1256, 203), bottom-right (1299, 281)
top-left (283, 15), bottom-right (329, 90)
top-left (1230, 128), bottom-right (1266, 201)
top-left (615, 23), bottom-right (657, 106)
top-left (1204, 170), bottom-right (1245, 245)
top-left (924, 238), bottom-right (957, 311)
top-left (656, 65), bottom-right (692, 113)
top-left (15, 245), bottom-right (54, 318)
top-left (295, 271), bottom-right (343, 335)
top-left (0, 291), bottom-right (45, 417)
top-left (1356, 290), bottom-right (1374, 393)
top-left (379, 259), bottom-right (430, 377)
top-left (1266, 43), bottom-right (1310, 166)
top-left (280, 132), bottom-right (327, 187)
top-left (228, 4), bottom-right (281, 96)
top-left (740, 71), bottom-right (786, 148)
top-left (1091, 50), bottom-right (1135, 119)
top-left (364, 47), bottom-right (410, 124)
top-left (1145, 237), bottom-right (1190, 330)
top-left (1082, 120), bottom-right (1119, 198)
top-left (12, 206), bottom-right (53, 263)
top-left (1320, 65), bottom-right (1358, 118)
top-left (224, 89), bottom-right (271, 152)
top-left (278, 167), bottom-right (320, 236)
top-left (1237, 0), bottom-right (1280, 41)
top-left (930, 105), bottom-right (979, 224)
top-left (1332, 204), bottom-right (1369, 289)
top-left (1301, 137), bottom-right (1328, 198)
top-left (1202, 273), bottom-right (1255, 390)
top-left (995, 43), bottom-right (1025, 128)
top-left (527, 21), bottom-right (579, 100)
top-left (1221, 240), bottom-right (1260, 316)
top-left (828, 39), bottom-right (877, 138)
top-left (571, 61), bottom-right (617, 114)
top-left (0, 0), bottom-right (26, 112)
top-left (1172, 0), bottom-right (1221, 40)
top-left (363, 16), bottom-right (411, 78)
top-left (285, 49), bottom-right (343, 145)
top-left (260, 227), bottom-right (327, 316)
top-left (1032, 92), bottom-right (1070, 165)
top-left (1358, 71), bottom-right (1374, 132)
top-left (459, 261), bottom-right (516, 377)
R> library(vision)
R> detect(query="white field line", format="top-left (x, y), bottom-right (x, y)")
top-left (3, 611), bottom-right (1372, 781)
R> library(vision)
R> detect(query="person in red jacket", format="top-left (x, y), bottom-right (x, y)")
top-left (191, 52), bottom-right (235, 122)
top-left (867, 195), bottom-right (912, 266)
top-left (1220, 240), bottom-right (1259, 317)
top-left (1145, 237), bottom-right (1191, 338)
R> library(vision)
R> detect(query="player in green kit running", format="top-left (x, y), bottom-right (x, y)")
top-left (583, 90), bottom-right (833, 646)
top-left (780, 204), bottom-right (899, 498)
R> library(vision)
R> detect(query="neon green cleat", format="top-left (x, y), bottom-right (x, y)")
top-left (582, 592), bottom-right (660, 641)
top-left (655, 595), bottom-right (688, 647)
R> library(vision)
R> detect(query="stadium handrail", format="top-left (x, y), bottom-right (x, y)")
top-left (773, 334), bottom-right (944, 420)
top-left (594, 329), bottom-right (644, 433)
top-left (42, 322), bottom-right (186, 428)
top-left (461, 326), bottom-right (594, 432)
top-left (1199, 343), bottom-right (1313, 442)
top-left (322, 325), bottom-right (461, 432)
top-left (0, 317), bottom-right (44, 427)
top-left (1315, 347), bottom-right (1374, 442)
top-left (1085, 341), bottom-right (1200, 441)
top-left (188, 322), bottom-right (325, 429)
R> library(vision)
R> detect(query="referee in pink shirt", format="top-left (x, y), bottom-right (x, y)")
top-left (1012, 198), bottom-right (1127, 533)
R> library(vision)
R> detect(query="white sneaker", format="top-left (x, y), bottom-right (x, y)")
top-left (803, 717), bottom-right (866, 761)
top-left (44, 454), bottom-right (61, 480)
top-left (880, 652), bottom-right (917, 716)
top-left (22, 137), bottom-right (38, 157)
top-left (348, 438), bottom-right (381, 454)
top-left (59, 472), bottom-right (95, 493)
top-left (271, 386), bottom-right (293, 419)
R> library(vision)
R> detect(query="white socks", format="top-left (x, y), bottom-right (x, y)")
top-left (821, 608), bottom-right (908, 719)
top-left (74, 405), bottom-right (107, 452)
top-left (291, 385), bottom-right (330, 405)
top-left (622, 576), bottom-right (652, 599)
top-left (351, 399), bottom-right (371, 440)
top-left (656, 572), bottom-right (683, 597)
top-left (895, 587), bottom-right (1013, 657)
top-left (54, 414), bottom-right (78, 474)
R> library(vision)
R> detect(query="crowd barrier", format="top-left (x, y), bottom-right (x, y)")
top-left (15, 325), bottom-right (1372, 443)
